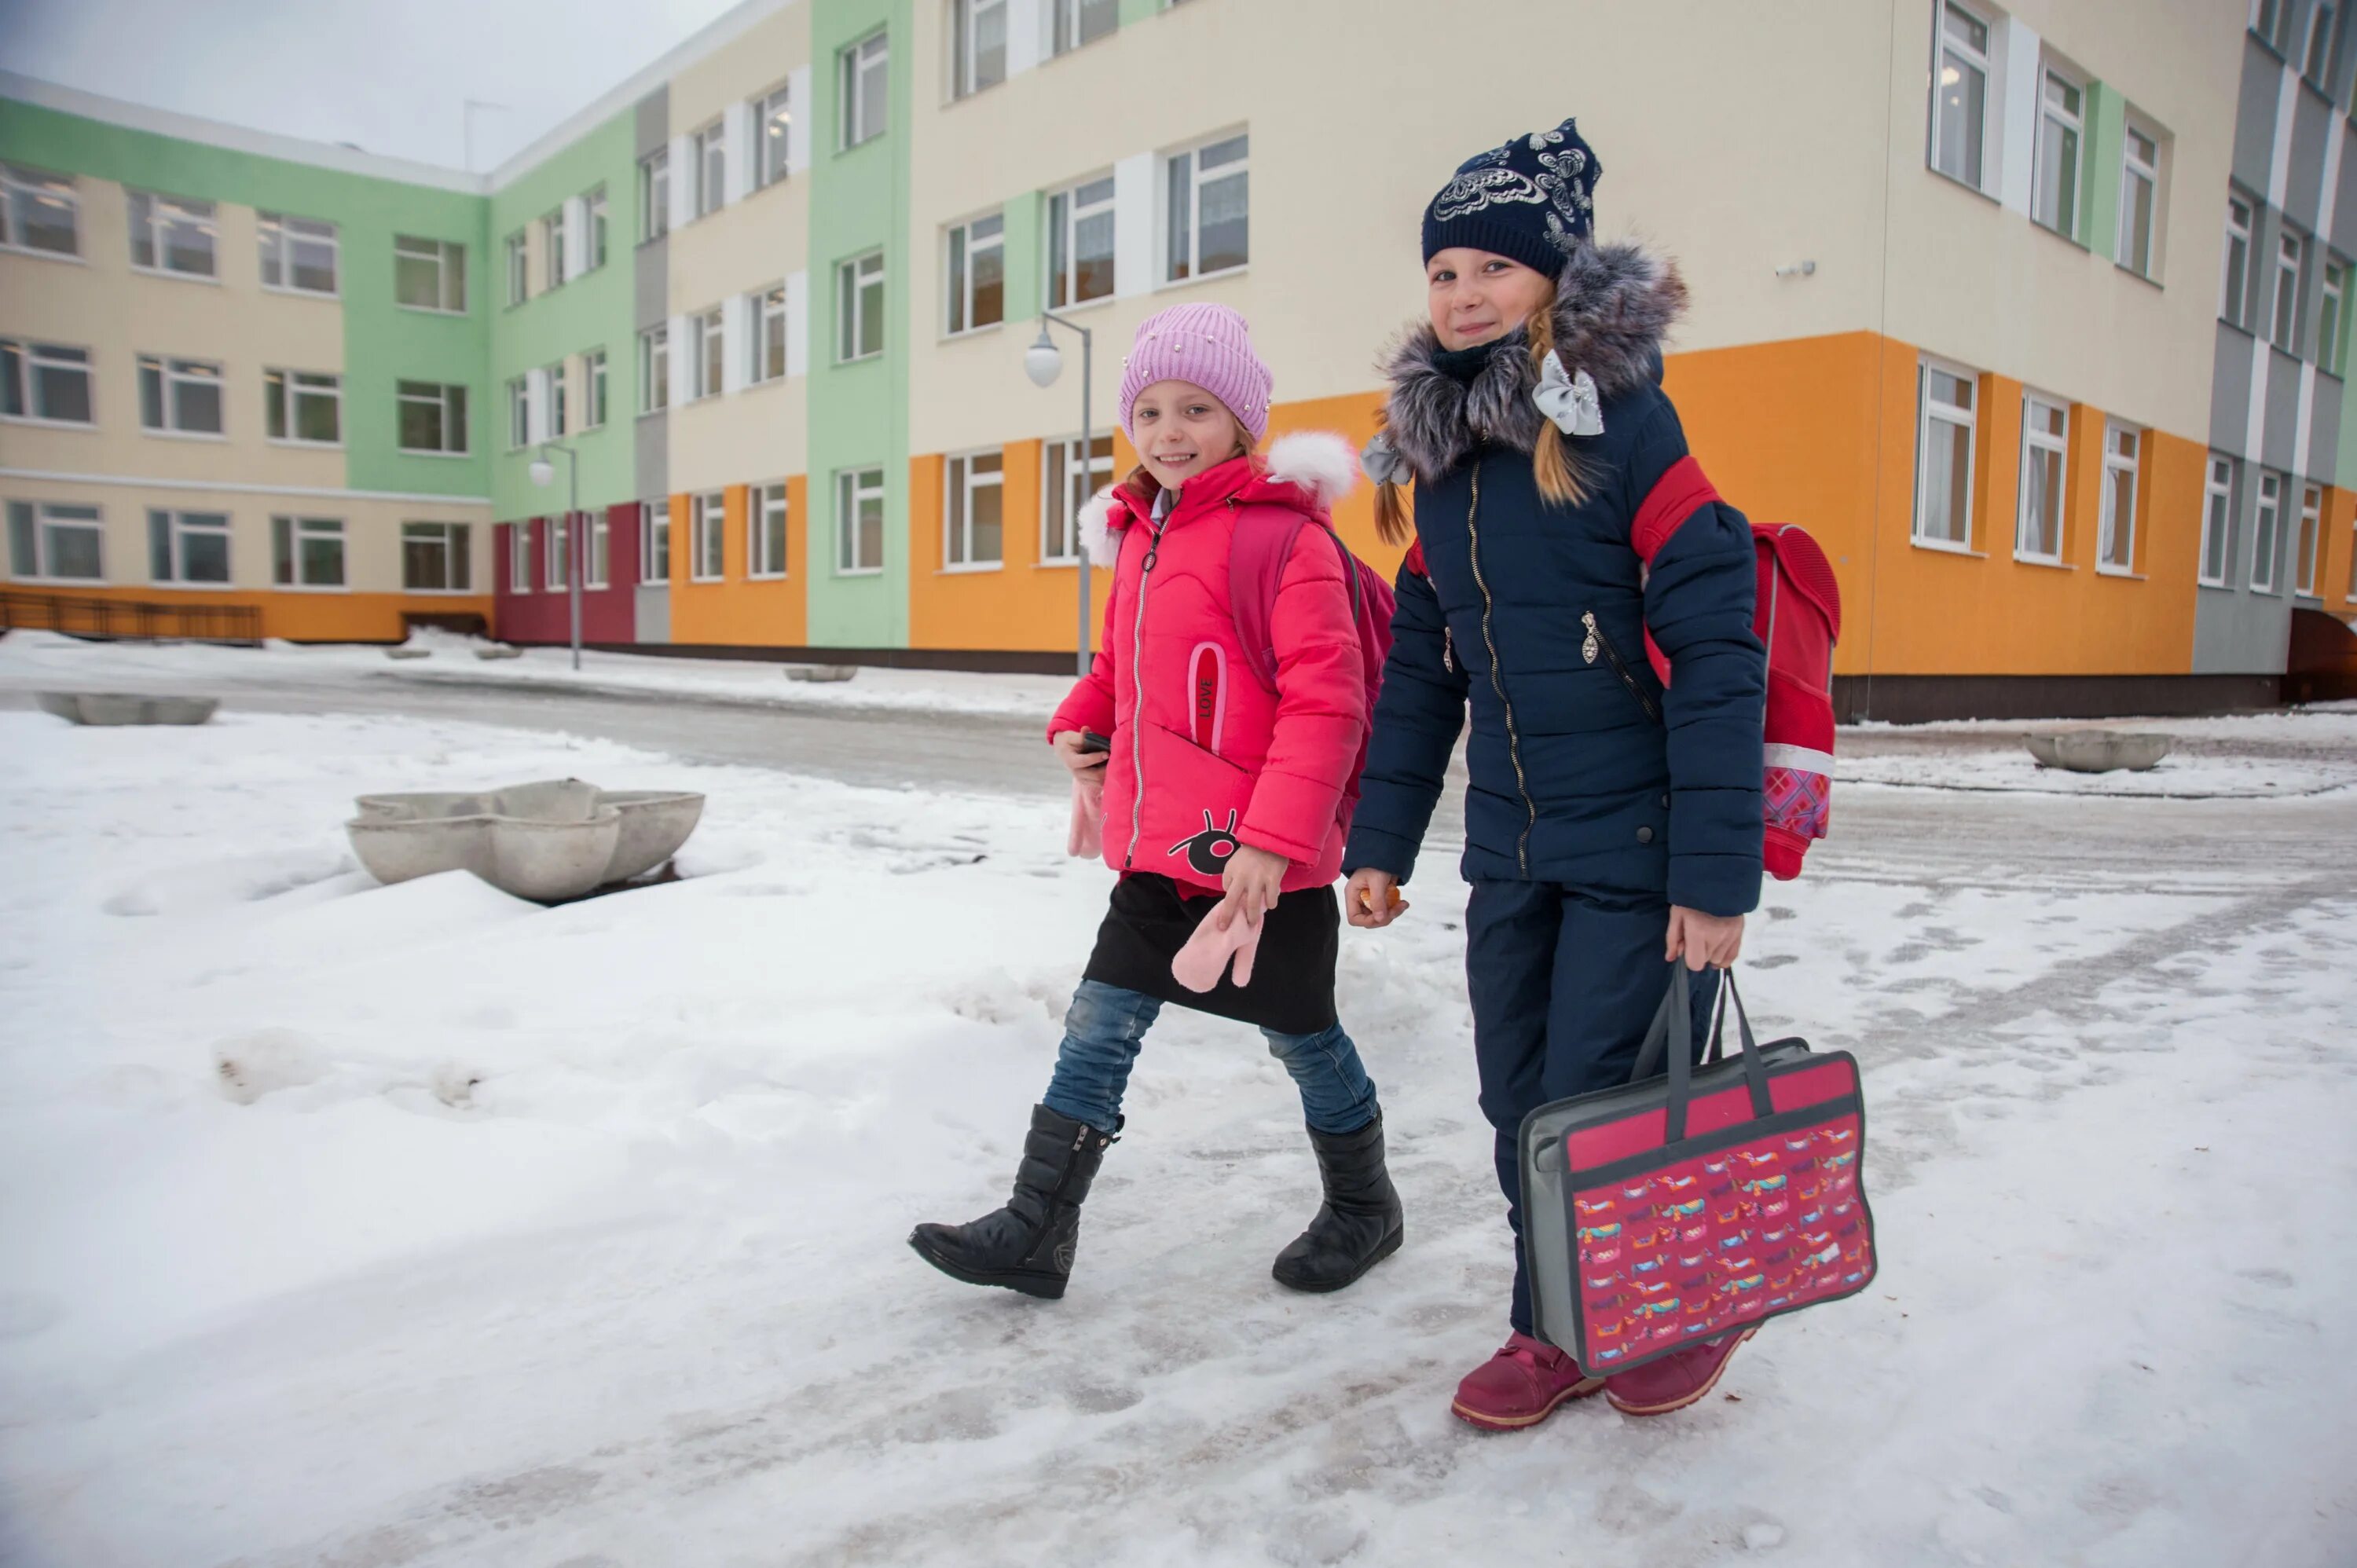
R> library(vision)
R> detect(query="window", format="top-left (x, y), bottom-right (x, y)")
top-left (692, 307), bottom-right (724, 399)
top-left (543, 209), bottom-right (566, 290)
top-left (137, 355), bottom-right (225, 436)
top-left (394, 236), bottom-right (466, 313)
top-left (756, 85), bottom-right (794, 188)
top-left (2223, 198), bottom-right (2253, 329)
top-left (692, 490), bottom-right (726, 581)
top-left (1048, 175), bottom-right (1116, 307)
top-left (510, 519), bottom-right (533, 592)
top-left (1043, 434), bottom-right (1113, 561)
top-left (585, 348), bottom-right (608, 428)
top-left (1912, 364), bottom-right (1977, 549)
top-left (547, 361), bottom-right (568, 438)
top-left (147, 508), bottom-right (229, 585)
top-left (1930, 2), bottom-right (1990, 189)
top-left (2323, 261), bottom-right (2348, 373)
top-left (640, 499), bottom-right (672, 582)
top-left (2016, 394), bottom-right (2068, 562)
top-left (2254, 473), bottom-right (2282, 591)
top-left (2256, 0), bottom-right (2293, 51)
top-left (586, 511), bottom-right (609, 589)
top-left (2308, 2), bottom-right (2338, 82)
top-left (955, 0), bottom-right (1008, 97)
top-left (837, 467), bottom-right (885, 573)
top-left (5, 500), bottom-right (104, 580)
top-left (586, 187), bottom-right (608, 269)
top-left (264, 368), bottom-right (342, 445)
top-left (2098, 424), bottom-right (2140, 573)
top-left (841, 31), bottom-right (889, 150)
top-left (640, 324), bottom-right (670, 412)
top-left (397, 380), bottom-right (469, 454)
top-left (507, 376), bottom-right (531, 449)
top-left (546, 514), bottom-right (570, 590)
top-left (838, 251), bottom-right (885, 361)
top-left (694, 122), bottom-right (727, 218)
top-left (0, 339), bottom-right (94, 425)
top-left (2117, 124), bottom-right (2159, 280)
top-left (752, 481), bottom-right (789, 577)
top-left (1052, 0), bottom-right (1117, 54)
top-left (2, 163), bottom-right (78, 256)
top-left (1167, 133), bottom-right (1249, 282)
top-left (506, 230), bottom-right (529, 306)
top-left (752, 284), bottom-right (789, 382)
top-left (2297, 483), bottom-right (2324, 595)
top-left (127, 190), bottom-right (215, 277)
top-left (641, 149), bottom-right (670, 241)
top-left (2275, 230), bottom-right (2304, 351)
top-left (947, 213), bottom-right (1004, 334)
top-left (258, 212), bottom-right (338, 295)
top-left (401, 522), bottom-right (471, 592)
top-left (945, 449), bottom-right (1003, 568)
top-left (272, 515), bottom-right (345, 588)
top-left (2033, 71), bottom-right (2080, 239)
top-left (2201, 457), bottom-right (2235, 588)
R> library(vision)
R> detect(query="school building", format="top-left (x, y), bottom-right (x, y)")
top-left (5, 0), bottom-right (2355, 717)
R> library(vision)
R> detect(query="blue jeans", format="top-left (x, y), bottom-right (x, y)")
top-left (1042, 979), bottom-right (1380, 1137)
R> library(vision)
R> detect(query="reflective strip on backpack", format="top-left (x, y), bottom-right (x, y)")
top-left (1762, 742), bottom-right (1835, 776)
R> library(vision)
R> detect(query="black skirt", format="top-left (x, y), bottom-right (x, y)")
top-left (1082, 874), bottom-right (1340, 1036)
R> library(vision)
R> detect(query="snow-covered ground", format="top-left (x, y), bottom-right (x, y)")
top-left (1, 692), bottom-right (2354, 1565)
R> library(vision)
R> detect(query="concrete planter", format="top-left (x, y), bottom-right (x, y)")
top-left (786, 665), bottom-right (859, 683)
top-left (38, 691), bottom-right (218, 726)
top-left (383, 647), bottom-right (432, 661)
top-left (474, 646), bottom-right (523, 661)
top-left (347, 779), bottom-right (706, 902)
top-left (2025, 731), bottom-right (2174, 773)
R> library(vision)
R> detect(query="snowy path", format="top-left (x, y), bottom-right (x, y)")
top-left (0, 699), bottom-right (2354, 1566)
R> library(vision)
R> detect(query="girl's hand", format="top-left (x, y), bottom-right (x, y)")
top-left (1222, 844), bottom-right (1289, 923)
top-left (1051, 730), bottom-right (1109, 776)
top-left (1344, 869), bottom-right (1408, 929)
top-left (1666, 907), bottom-right (1744, 971)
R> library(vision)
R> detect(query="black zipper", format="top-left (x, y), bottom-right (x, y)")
top-left (1582, 610), bottom-right (1662, 726)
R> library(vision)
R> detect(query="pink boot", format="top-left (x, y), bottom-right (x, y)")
top-left (1171, 896), bottom-right (1262, 992)
top-left (1603, 1328), bottom-right (1755, 1416)
top-left (1450, 1332), bottom-right (1606, 1431)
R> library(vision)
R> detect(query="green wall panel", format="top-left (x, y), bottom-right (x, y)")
top-left (2083, 81), bottom-right (2126, 268)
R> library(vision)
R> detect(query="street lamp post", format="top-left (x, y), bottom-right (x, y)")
top-left (529, 442), bottom-right (582, 670)
top-left (1025, 311), bottom-right (1094, 677)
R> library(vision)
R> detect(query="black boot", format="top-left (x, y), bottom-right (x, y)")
top-left (909, 1105), bottom-right (1116, 1300)
top-left (1271, 1112), bottom-right (1404, 1293)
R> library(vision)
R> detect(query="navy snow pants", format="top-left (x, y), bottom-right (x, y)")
top-left (1466, 879), bottom-right (1721, 1338)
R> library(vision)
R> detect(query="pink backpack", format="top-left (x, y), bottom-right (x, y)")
top-left (1226, 514), bottom-right (1395, 809)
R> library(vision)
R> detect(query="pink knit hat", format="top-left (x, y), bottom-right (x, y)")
top-left (1116, 302), bottom-right (1273, 445)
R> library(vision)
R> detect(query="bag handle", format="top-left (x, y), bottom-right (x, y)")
top-left (1630, 966), bottom-right (1773, 1141)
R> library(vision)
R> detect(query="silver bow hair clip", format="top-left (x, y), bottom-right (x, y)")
top-left (1361, 430), bottom-right (1413, 487)
top-left (1534, 350), bottom-right (1604, 438)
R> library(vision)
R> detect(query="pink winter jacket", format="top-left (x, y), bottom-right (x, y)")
top-left (1047, 431), bottom-right (1367, 898)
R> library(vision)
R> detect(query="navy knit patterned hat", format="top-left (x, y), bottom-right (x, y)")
top-left (1420, 117), bottom-right (1601, 277)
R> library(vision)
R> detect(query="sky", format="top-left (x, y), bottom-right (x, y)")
top-left (0, 0), bottom-right (752, 172)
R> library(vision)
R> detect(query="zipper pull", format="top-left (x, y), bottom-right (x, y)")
top-left (1581, 611), bottom-right (1600, 666)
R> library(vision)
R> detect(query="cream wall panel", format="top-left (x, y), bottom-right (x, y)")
top-left (669, 378), bottom-right (806, 493)
top-left (668, 181), bottom-right (809, 317)
top-left (670, 3), bottom-right (808, 142)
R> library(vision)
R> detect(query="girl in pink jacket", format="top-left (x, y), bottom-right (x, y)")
top-left (911, 303), bottom-right (1402, 1302)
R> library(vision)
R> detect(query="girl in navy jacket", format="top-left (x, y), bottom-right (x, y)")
top-left (1343, 118), bottom-right (1768, 1429)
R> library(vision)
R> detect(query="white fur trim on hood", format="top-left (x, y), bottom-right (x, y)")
top-left (1263, 430), bottom-right (1359, 509)
top-left (1080, 486), bottom-right (1126, 567)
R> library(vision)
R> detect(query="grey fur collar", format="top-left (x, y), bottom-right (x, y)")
top-left (1378, 240), bottom-right (1688, 483)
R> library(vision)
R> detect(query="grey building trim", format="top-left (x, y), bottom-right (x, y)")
top-left (632, 87), bottom-right (669, 510)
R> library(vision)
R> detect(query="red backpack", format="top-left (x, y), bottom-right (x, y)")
top-left (1226, 515), bottom-right (1396, 811)
top-left (1633, 461), bottom-right (1842, 881)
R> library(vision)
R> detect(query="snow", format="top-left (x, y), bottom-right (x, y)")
top-left (2, 702), bottom-right (2353, 1566)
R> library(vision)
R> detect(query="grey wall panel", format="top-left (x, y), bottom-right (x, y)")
top-left (635, 243), bottom-right (667, 328)
top-left (2265, 346), bottom-right (2304, 470)
top-left (2308, 372), bottom-right (2344, 482)
top-left (2236, 35), bottom-right (2286, 196)
top-left (2286, 87), bottom-right (2330, 233)
top-left (634, 584), bottom-right (670, 644)
top-left (2212, 322), bottom-right (2256, 453)
top-left (636, 405), bottom-right (667, 498)
top-left (636, 86), bottom-right (668, 157)
top-left (2193, 584), bottom-right (2295, 674)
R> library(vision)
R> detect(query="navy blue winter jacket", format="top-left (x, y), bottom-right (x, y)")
top-left (1343, 242), bottom-right (1766, 917)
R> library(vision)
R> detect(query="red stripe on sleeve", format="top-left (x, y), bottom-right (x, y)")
top-left (1631, 456), bottom-right (1721, 564)
top-left (1402, 542), bottom-right (1428, 579)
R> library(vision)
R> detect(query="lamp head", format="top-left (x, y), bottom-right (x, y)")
top-left (1023, 324), bottom-right (1062, 389)
top-left (529, 455), bottom-right (555, 487)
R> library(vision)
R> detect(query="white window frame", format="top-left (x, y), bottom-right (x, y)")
top-left (1930, 1), bottom-right (1993, 192)
top-left (2256, 0), bottom-right (2293, 53)
top-left (2032, 68), bottom-right (2082, 240)
top-left (751, 481), bottom-right (789, 579)
top-left (2323, 258), bottom-right (2348, 374)
top-left (2297, 482), bottom-right (2324, 595)
top-left (585, 347), bottom-right (608, 429)
top-left (510, 519), bottom-right (533, 593)
top-left (585, 510), bottom-right (610, 590)
top-left (506, 229), bottom-right (530, 306)
top-left (545, 513), bottom-right (571, 591)
top-left (507, 376), bottom-right (531, 450)
top-left (585, 186), bottom-right (609, 269)
top-left (2117, 120), bottom-right (2161, 280)
top-left (546, 360), bottom-right (568, 438)
top-left (946, 211), bottom-right (1005, 336)
top-left (272, 515), bottom-right (346, 591)
top-left (841, 31), bottom-right (889, 151)
top-left (400, 521), bottom-right (473, 594)
top-left (1047, 174), bottom-right (1116, 309)
top-left (2275, 229), bottom-right (2305, 352)
top-left (2015, 392), bottom-right (2069, 564)
top-left (752, 284), bottom-right (789, 383)
top-left (837, 466), bottom-right (885, 575)
top-left (264, 368), bottom-right (343, 447)
top-left (944, 448), bottom-right (1005, 570)
top-left (542, 208), bottom-right (566, 291)
top-left (641, 150), bottom-right (671, 242)
top-left (127, 189), bottom-right (217, 279)
top-left (2253, 472), bottom-right (2283, 592)
top-left (1912, 361), bottom-right (1978, 551)
top-left (137, 354), bottom-right (225, 439)
top-left (146, 507), bottom-right (231, 587)
top-left (754, 85), bottom-right (794, 189)
top-left (257, 211), bottom-right (339, 297)
top-left (954, 0), bottom-right (1009, 98)
top-left (2308, 1), bottom-right (2339, 82)
top-left (1, 339), bottom-right (96, 427)
top-left (691, 306), bottom-right (724, 400)
top-left (5, 500), bottom-right (104, 581)
top-left (397, 380), bottom-right (469, 456)
top-left (2, 163), bottom-right (79, 258)
top-left (2223, 197), bottom-right (2253, 330)
top-left (1041, 434), bottom-right (1113, 564)
top-left (1052, 0), bottom-right (1118, 55)
top-left (640, 498), bottom-right (672, 583)
top-left (693, 122), bottom-right (727, 218)
top-left (639, 324), bottom-right (670, 412)
top-left (2200, 456), bottom-right (2235, 588)
top-left (691, 490), bottom-right (727, 581)
top-left (2097, 422), bottom-right (2141, 574)
top-left (394, 235), bottom-right (466, 314)
top-left (838, 251), bottom-right (885, 362)
top-left (1164, 131), bottom-right (1250, 284)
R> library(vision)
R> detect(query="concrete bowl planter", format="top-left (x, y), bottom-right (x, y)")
top-left (383, 646), bottom-right (433, 661)
top-left (2024, 731), bottom-right (2174, 773)
top-left (786, 665), bottom-right (859, 683)
top-left (38, 691), bottom-right (219, 726)
top-left (474, 645), bottom-right (524, 661)
top-left (348, 779), bottom-right (705, 902)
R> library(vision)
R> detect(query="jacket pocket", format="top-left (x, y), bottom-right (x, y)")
top-left (1142, 721), bottom-right (1255, 888)
top-left (1582, 610), bottom-right (1663, 726)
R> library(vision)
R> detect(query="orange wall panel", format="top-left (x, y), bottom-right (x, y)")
top-left (669, 482), bottom-right (808, 648)
top-left (907, 438), bottom-right (1115, 653)
top-left (6, 584), bottom-right (493, 643)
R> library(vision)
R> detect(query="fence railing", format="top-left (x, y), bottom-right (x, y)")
top-left (0, 589), bottom-right (263, 646)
